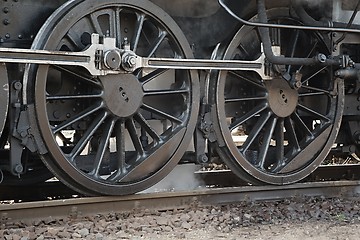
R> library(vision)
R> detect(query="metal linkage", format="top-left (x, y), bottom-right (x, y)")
top-left (0, 32), bottom-right (356, 77)
top-left (0, 34), bottom-right (264, 76)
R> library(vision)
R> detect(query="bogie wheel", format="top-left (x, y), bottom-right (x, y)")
top-left (26, 0), bottom-right (199, 195)
top-left (209, 8), bottom-right (344, 185)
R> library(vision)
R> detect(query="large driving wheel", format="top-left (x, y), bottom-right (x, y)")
top-left (210, 9), bottom-right (344, 185)
top-left (25, 0), bottom-right (199, 195)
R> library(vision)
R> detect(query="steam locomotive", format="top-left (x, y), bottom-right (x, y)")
top-left (0, 0), bottom-right (359, 195)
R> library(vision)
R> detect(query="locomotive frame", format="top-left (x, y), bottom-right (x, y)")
top-left (1, 0), bottom-right (360, 195)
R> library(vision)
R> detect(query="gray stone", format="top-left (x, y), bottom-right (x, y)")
top-left (78, 228), bottom-right (90, 237)
top-left (95, 233), bottom-right (104, 240)
top-left (156, 217), bottom-right (168, 225)
top-left (72, 232), bottom-right (82, 238)
top-left (181, 222), bottom-right (191, 230)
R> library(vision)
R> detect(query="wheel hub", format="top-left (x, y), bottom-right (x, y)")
top-left (266, 78), bottom-right (298, 118)
top-left (101, 74), bottom-right (143, 118)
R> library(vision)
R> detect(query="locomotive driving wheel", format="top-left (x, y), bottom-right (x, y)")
top-left (25, 0), bottom-right (198, 195)
top-left (210, 9), bottom-right (344, 185)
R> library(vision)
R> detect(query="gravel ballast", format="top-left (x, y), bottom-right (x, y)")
top-left (1, 196), bottom-right (360, 240)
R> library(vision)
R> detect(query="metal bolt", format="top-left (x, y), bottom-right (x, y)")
top-left (53, 111), bottom-right (61, 119)
top-left (20, 131), bottom-right (27, 138)
top-left (3, 19), bottom-right (9, 25)
top-left (294, 81), bottom-right (302, 89)
top-left (317, 54), bottom-right (327, 63)
top-left (13, 81), bottom-right (22, 90)
top-left (198, 154), bottom-right (209, 164)
top-left (129, 56), bottom-right (136, 65)
top-left (3, 7), bottom-right (9, 13)
top-left (14, 164), bottom-right (23, 174)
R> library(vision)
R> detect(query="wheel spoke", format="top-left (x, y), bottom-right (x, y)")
top-left (140, 68), bottom-right (169, 85)
top-left (298, 40), bottom-right (319, 72)
top-left (229, 103), bottom-right (268, 131)
top-left (66, 111), bottom-right (108, 161)
top-left (52, 102), bottom-right (103, 134)
top-left (301, 85), bottom-right (332, 96)
top-left (144, 88), bottom-right (189, 96)
top-left (46, 93), bottom-right (102, 101)
top-left (116, 120), bottom-right (126, 173)
top-left (64, 33), bottom-right (81, 51)
top-left (299, 92), bottom-right (326, 97)
top-left (225, 95), bottom-right (267, 103)
top-left (301, 66), bottom-right (328, 84)
top-left (142, 103), bottom-right (183, 124)
top-left (275, 118), bottom-right (285, 164)
top-left (126, 117), bottom-right (145, 157)
top-left (147, 31), bottom-right (167, 57)
top-left (114, 7), bottom-right (122, 48)
top-left (284, 117), bottom-right (300, 152)
top-left (291, 112), bottom-right (313, 138)
top-left (53, 65), bottom-right (102, 87)
top-left (132, 13), bottom-right (145, 52)
top-left (229, 71), bottom-right (265, 89)
top-left (90, 13), bottom-right (104, 35)
top-left (297, 104), bottom-right (330, 122)
top-left (91, 118), bottom-right (116, 177)
top-left (257, 117), bottom-right (277, 169)
top-left (241, 110), bottom-right (272, 152)
top-left (286, 30), bottom-right (300, 73)
top-left (106, 120), bottom-right (127, 181)
top-left (133, 113), bottom-right (161, 142)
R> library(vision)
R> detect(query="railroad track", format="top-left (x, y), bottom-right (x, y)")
top-left (1, 164), bottom-right (360, 202)
top-left (1, 180), bottom-right (360, 222)
top-left (1, 164), bottom-right (360, 222)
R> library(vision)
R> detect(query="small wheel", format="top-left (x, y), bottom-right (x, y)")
top-left (26, 0), bottom-right (199, 195)
top-left (210, 8), bottom-right (344, 185)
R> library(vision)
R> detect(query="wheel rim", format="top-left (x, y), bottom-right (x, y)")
top-left (27, 0), bottom-right (199, 195)
top-left (211, 9), bottom-right (344, 185)
top-left (0, 63), bottom-right (8, 140)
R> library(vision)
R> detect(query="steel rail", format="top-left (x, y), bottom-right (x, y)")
top-left (1, 164), bottom-right (360, 202)
top-left (1, 180), bottom-right (360, 222)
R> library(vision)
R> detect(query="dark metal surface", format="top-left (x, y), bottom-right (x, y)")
top-left (209, 8), bottom-right (345, 185)
top-left (25, 0), bottom-right (199, 195)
